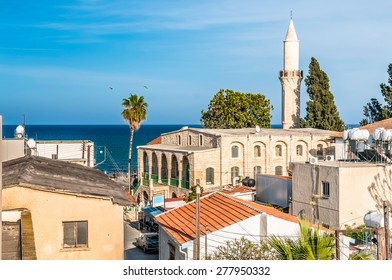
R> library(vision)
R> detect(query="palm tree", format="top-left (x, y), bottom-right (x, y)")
top-left (268, 221), bottom-right (335, 260)
top-left (121, 94), bottom-right (148, 192)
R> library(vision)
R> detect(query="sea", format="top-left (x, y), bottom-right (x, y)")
top-left (3, 123), bottom-right (358, 175)
top-left (2, 124), bottom-right (205, 175)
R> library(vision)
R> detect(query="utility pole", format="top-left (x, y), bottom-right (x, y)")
top-left (384, 201), bottom-right (390, 260)
top-left (195, 183), bottom-right (201, 260)
top-left (205, 224), bottom-right (209, 258)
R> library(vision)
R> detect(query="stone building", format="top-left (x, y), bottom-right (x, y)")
top-left (134, 19), bottom-right (339, 203)
top-left (136, 126), bottom-right (338, 202)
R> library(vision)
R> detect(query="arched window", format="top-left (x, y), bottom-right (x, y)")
top-left (275, 144), bottom-right (282, 157)
top-left (199, 135), bottom-right (203, 146)
top-left (206, 167), bottom-right (214, 185)
top-left (296, 145), bottom-right (303, 156)
top-left (178, 135), bottom-right (181, 145)
top-left (254, 145), bottom-right (261, 157)
top-left (231, 145), bottom-right (239, 158)
top-left (254, 166), bottom-right (261, 178)
top-left (231, 166), bottom-right (239, 181)
top-left (188, 135), bottom-right (192, 145)
top-left (317, 144), bottom-right (324, 157)
top-left (275, 166), bottom-right (283, 175)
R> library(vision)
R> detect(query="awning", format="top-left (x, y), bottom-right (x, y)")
top-left (142, 205), bottom-right (165, 218)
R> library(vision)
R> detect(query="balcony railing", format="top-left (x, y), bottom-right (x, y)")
top-left (170, 178), bottom-right (179, 187)
top-left (181, 180), bottom-right (190, 189)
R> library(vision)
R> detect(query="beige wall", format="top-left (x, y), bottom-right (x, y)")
top-left (1, 139), bottom-right (25, 161)
top-left (2, 186), bottom-right (124, 260)
top-left (292, 162), bottom-right (392, 229)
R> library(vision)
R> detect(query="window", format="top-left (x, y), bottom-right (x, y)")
top-left (231, 166), bottom-right (239, 181)
top-left (275, 144), bottom-right (282, 157)
top-left (188, 135), bottom-right (192, 145)
top-left (296, 145), bottom-right (303, 156)
top-left (322, 181), bottom-right (330, 198)
top-left (178, 135), bottom-right (181, 145)
top-left (254, 166), bottom-right (261, 178)
top-left (206, 167), bottom-right (214, 184)
top-left (275, 166), bottom-right (283, 175)
top-left (317, 144), bottom-right (323, 157)
top-left (231, 145), bottom-right (239, 158)
top-left (63, 221), bottom-right (88, 248)
top-left (199, 135), bottom-right (203, 146)
top-left (254, 145), bottom-right (261, 157)
top-left (168, 243), bottom-right (175, 260)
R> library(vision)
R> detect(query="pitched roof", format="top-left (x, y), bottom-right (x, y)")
top-left (147, 136), bottom-right (162, 145)
top-left (155, 192), bottom-right (299, 245)
top-left (2, 155), bottom-right (131, 206)
top-left (359, 117), bottom-right (392, 135)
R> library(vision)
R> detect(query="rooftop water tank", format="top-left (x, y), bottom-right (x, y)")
top-left (349, 128), bottom-right (369, 141)
top-left (364, 211), bottom-right (384, 228)
top-left (373, 127), bottom-right (385, 141)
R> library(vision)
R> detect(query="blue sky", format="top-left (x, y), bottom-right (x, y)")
top-left (1, 0), bottom-right (392, 125)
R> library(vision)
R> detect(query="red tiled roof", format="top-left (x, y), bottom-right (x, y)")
top-left (155, 192), bottom-right (300, 245)
top-left (124, 191), bottom-right (137, 205)
top-left (147, 136), bottom-right (162, 145)
top-left (220, 186), bottom-right (255, 195)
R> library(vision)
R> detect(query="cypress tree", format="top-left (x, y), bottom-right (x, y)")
top-left (300, 57), bottom-right (345, 131)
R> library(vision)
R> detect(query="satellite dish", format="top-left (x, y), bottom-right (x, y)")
top-left (15, 125), bottom-right (25, 138)
top-left (27, 138), bottom-right (36, 149)
top-left (255, 125), bottom-right (260, 133)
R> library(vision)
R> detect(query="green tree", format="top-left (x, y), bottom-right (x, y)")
top-left (300, 57), bottom-right (345, 131)
top-left (205, 236), bottom-right (277, 260)
top-left (360, 63), bottom-right (392, 125)
top-left (360, 98), bottom-right (385, 126)
top-left (121, 94), bottom-right (148, 192)
top-left (200, 89), bottom-right (273, 129)
top-left (268, 221), bottom-right (335, 260)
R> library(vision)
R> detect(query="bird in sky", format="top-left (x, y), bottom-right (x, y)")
top-left (144, 86), bottom-right (148, 89)
top-left (109, 86), bottom-right (113, 90)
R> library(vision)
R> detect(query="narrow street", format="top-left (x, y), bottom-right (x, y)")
top-left (124, 221), bottom-right (159, 260)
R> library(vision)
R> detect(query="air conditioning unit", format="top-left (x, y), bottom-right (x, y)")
top-left (309, 156), bottom-right (318, 165)
top-left (325, 155), bottom-right (335, 162)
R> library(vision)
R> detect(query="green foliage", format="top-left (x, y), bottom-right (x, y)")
top-left (200, 89), bottom-right (273, 129)
top-left (300, 57), bottom-right (345, 132)
top-left (121, 94), bottom-right (148, 189)
top-left (205, 236), bottom-right (277, 260)
top-left (268, 221), bottom-right (335, 260)
top-left (121, 94), bottom-right (148, 131)
top-left (343, 224), bottom-right (368, 242)
top-left (349, 250), bottom-right (375, 260)
top-left (360, 63), bottom-right (392, 125)
top-left (186, 185), bottom-right (204, 202)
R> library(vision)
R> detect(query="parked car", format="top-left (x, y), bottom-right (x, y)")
top-left (135, 233), bottom-right (159, 253)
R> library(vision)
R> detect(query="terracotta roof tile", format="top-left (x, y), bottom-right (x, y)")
top-left (156, 192), bottom-right (301, 245)
top-left (220, 186), bottom-right (255, 195)
top-left (147, 136), bottom-right (162, 145)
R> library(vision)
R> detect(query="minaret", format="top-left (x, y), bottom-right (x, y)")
top-left (279, 18), bottom-right (303, 129)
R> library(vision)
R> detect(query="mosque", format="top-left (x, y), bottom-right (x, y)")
top-left (135, 19), bottom-right (339, 201)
